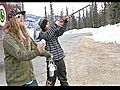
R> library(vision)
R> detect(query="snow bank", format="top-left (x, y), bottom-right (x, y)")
top-left (65, 23), bottom-right (120, 44)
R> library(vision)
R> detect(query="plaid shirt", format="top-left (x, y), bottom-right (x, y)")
top-left (39, 21), bottom-right (68, 61)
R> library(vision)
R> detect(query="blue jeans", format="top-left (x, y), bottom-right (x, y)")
top-left (23, 80), bottom-right (38, 86)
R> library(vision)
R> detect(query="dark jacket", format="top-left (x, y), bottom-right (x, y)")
top-left (3, 33), bottom-right (51, 86)
top-left (38, 21), bottom-right (68, 61)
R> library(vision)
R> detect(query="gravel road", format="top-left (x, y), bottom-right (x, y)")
top-left (65, 37), bottom-right (120, 86)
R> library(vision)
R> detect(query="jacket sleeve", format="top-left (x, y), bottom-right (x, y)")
top-left (41, 21), bottom-right (68, 41)
top-left (40, 23), bottom-right (58, 41)
top-left (3, 35), bottom-right (51, 61)
top-left (31, 38), bottom-right (52, 58)
top-left (55, 21), bottom-right (68, 37)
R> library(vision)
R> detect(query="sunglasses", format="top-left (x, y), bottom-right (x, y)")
top-left (15, 14), bottom-right (24, 19)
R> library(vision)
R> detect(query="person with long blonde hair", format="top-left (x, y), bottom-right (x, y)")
top-left (2, 8), bottom-right (52, 86)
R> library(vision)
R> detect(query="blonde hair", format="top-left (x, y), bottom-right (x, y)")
top-left (2, 16), bottom-right (31, 47)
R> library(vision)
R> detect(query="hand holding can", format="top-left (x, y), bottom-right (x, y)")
top-left (38, 39), bottom-right (46, 49)
top-left (37, 39), bottom-right (46, 53)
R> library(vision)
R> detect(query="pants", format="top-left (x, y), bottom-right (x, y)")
top-left (23, 79), bottom-right (38, 86)
top-left (46, 58), bottom-right (69, 86)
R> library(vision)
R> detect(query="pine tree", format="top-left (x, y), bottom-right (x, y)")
top-left (77, 11), bottom-right (81, 29)
top-left (93, 2), bottom-right (99, 27)
top-left (60, 8), bottom-right (64, 19)
top-left (82, 9), bottom-right (85, 28)
top-left (109, 2), bottom-right (120, 25)
top-left (89, 4), bottom-right (94, 28)
top-left (85, 8), bottom-right (90, 28)
top-left (71, 8), bottom-right (77, 29)
top-left (44, 6), bottom-right (47, 19)
top-left (50, 2), bottom-right (54, 23)
top-left (65, 6), bottom-right (70, 30)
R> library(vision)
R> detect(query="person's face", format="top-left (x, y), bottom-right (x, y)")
top-left (15, 13), bottom-right (25, 25)
top-left (45, 22), bottom-right (51, 31)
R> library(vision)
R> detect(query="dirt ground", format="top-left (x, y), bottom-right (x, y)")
top-left (64, 37), bottom-right (120, 86)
